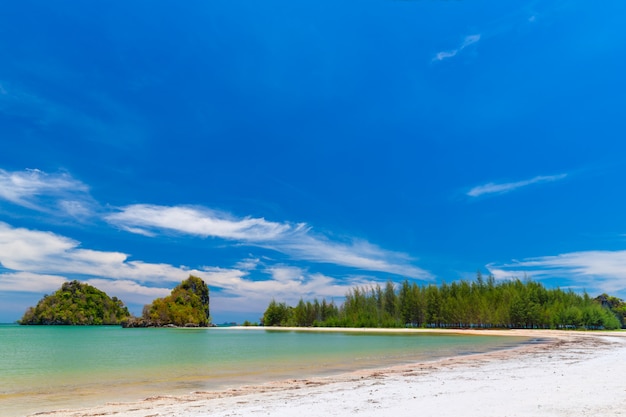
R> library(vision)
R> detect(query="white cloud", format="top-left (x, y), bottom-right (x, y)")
top-left (0, 168), bottom-right (96, 218)
top-left (0, 221), bottom-right (398, 319)
top-left (106, 204), bottom-right (299, 241)
top-left (0, 169), bottom-right (428, 279)
top-left (0, 271), bottom-right (173, 313)
top-left (0, 271), bottom-right (68, 293)
top-left (266, 265), bottom-right (304, 283)
top-left (85, 279), bottom-right (171, 305)
top-left (58, 200), bottom-right (93, 218)
top-left (488, 250), bottom-right (626, 295)
top-left (0, 168), bottom-right (431, 319)
top-left (0, 222), bottom-right (249, 313)
top-left (0, 272), bottom-right (169, 305)
top-left (433, 34), bottom-right (481, 62)
top-left (235, 256), bottom-right (261, 271)
top-left (0, 221), bottom-right (194, 286)
top-left (273, 234), bottom-right (429, 278)
top-left (201, 265), bottom-right (378, 314)
top-left (107, 204), bottom-right (430, 278)
top-left (467, 173), bottom-right (567, 197)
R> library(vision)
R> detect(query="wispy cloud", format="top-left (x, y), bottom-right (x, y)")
top-left (1, 168), bottom-right (427, 279)
top-left (0, 272), bottom-right (68, 293)
top-left (0, 221), bottom-right (383, 315)
top-left (273, 234), bottom-right (427, 278)
top-left (433, 34), bottom-right (481, 62)
top-left (467, 173), bottom-right (567, 198)
top-left (106, 204), bottom-right (430, 278)
top-left (105, 204), bottom-right (301, 241)
top-left (0, 221), bottom-right (189, 292)
top-left (488, 250), bottom-right (626, 295)
top-left (83, 279), bottom-right (173, 305)
top-left (202, 265), bottom-right (378, 314)
top-left (0, 168), bottom-right (97, 219)
top-left (0, 167), bottom-right (430, 318)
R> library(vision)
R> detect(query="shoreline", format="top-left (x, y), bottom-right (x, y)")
top-left (31, 329), bottom-right (626, 417)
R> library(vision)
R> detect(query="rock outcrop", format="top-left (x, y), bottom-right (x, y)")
top-left (19, 280), bottom-right (131, 325)
top-left (122, 275), bottom-right (210, 328)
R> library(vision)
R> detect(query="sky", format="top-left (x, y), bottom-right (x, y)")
top-left (1, 0), bottom-right (625, 324)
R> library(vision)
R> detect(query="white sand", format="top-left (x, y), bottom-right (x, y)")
top-left (34, 330), bottom-right (626, 417)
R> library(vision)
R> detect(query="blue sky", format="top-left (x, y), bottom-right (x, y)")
top-left (1, 1), bottom-right (625, 323)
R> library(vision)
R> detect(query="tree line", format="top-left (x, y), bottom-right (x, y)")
top-left (261, 275), bottom-right (625, 330)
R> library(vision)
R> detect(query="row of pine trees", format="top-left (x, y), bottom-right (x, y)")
top-left (261, 275), bottom-right (625, 330)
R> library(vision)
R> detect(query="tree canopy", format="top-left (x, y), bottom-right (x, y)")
top-left (261, 276), bottom-right (623, 330)
top-left (19, 280), bottom-right (131, 325)
top-left (129, 275), bottom-right (211, 327)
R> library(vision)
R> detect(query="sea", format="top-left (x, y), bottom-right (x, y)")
top-left (0, 324), bottom-right (529, 417)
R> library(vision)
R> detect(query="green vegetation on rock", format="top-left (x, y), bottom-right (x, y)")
top-left (19, 280), bottom-right (131, 325)
top-left (123, 275), bottom-right (210, 327)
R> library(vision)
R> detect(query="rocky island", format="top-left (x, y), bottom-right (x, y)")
top-left (122, 275), bottom-right (211, 327)
top-left (19, 275), bottom-right (211, 327)
top-left (19, 280), bottom-right (131, 325)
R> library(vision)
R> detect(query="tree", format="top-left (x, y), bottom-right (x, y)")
top-left (19, 280), bottom-right (131, 325)
top-left (262, 300), bottom-right (291, 326)
top-left (139, 275), bottom-right (211, 327)
top-left (383, 280), bottom-right (397, 319)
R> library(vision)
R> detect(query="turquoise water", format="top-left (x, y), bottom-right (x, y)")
top-left (0, 325), bottom-right (528, 416)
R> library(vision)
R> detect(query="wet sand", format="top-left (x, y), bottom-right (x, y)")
top-left (32, 329), bottom-right (626, 417)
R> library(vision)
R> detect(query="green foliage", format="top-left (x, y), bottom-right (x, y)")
top-left (19, 280), bottom-right (131, 325)
top-left (141, 275), bottom-right (211, 327)
top-left (261, 276), bottom-right (623, 330)
top-left (261, 298), bottom-right (339, 327)
top-left (261, 300), bottom-right (292, 326)
top-left (595, 294), bottom-right (626, 327)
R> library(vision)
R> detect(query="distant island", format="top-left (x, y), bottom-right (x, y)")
top-left (122, 275), bottom-right (211, 328)
top-left (19, 280), bottom-right (131, 325)
top-left (19, 275), bottom-right (211, 327)
top-left (261, 275), bottom-right (626, 330)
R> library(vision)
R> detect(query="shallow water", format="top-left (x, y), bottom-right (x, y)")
top-left (0, 325), bottom-right (528, 416)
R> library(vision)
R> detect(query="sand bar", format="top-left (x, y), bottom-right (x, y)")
top-left (32, 329), bottom-right (626, 417)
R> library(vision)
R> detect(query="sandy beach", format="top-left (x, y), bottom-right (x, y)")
top-left (33, 329), bottom-right (626, 417)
